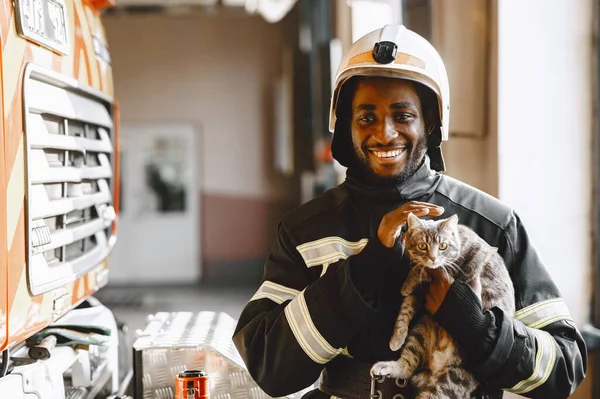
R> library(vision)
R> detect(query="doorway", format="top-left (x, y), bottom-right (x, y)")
top-left (108, 124), bottom-right (201, 284)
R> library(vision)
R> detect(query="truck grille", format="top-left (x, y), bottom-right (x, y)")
top-left (25, 66), bottom-right (115, 296)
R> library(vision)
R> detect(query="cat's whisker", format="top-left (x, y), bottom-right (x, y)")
top-left (442, 266), bottom-right (452, 282)
top-left (445, 263), bottom-right (460, 274)
top-left (446, 261), bottom-right (467, 278)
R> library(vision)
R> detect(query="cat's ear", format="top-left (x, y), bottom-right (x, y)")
top-left (406, 213), bottom-right (424, 229)
top-left (440, 214), bottom-right (459, 230)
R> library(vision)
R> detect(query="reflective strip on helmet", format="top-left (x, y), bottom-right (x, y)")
top-left (284, 289), bottom-right (343, 364)
top-left (505, 328), bottom-right (557, 394)
top-left (514, 298), bottom-right (573, 329)
top-left (347, 51), bottom-right (426, 70)
top-left (296, 237), bottom-right (369, 268)
top-left (249, 281), bottom-right (301, 305)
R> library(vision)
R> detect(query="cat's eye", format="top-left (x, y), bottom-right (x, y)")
top-left (439, 243), bottom-right (448, 251)
top-left (417, 243), bottom-right (428, 251)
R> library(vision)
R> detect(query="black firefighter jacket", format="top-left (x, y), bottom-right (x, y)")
top-left (232, 160), bottom-right (587, 399)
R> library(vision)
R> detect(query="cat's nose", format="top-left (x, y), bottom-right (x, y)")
top-left (429, 256), bottom-right (436, 262)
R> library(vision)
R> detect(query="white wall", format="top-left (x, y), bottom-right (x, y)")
top-left (497, 0), bottom-right (593, 327)
top-left (441, 0), bottom-right (498, 197)
top-left (104, 12), bottom-right (285, 200)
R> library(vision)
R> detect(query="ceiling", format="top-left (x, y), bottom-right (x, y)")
top-left (111, 0), bottom-right (297, 23)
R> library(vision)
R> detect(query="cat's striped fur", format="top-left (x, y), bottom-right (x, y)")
top-left (371, 214), bottom-right (515, 399)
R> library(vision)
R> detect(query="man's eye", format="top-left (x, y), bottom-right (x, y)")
top-left (357, 115), bottom-right (375, 124)
top-left (394, 114), bottom-right (413, 123)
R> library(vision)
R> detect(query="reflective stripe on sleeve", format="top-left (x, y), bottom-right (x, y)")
top-left (284, 289), bottom-right (343, 364)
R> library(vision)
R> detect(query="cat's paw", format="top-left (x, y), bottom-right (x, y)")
top-left (370, 361), bottom-right (402, 379)
top-left (389, 328), bottom-right (408, 351)
top-left (400, 283), bottom-right (413, 297)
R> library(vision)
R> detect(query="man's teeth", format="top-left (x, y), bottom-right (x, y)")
top-left (373, 150), bottom-right (402, 158)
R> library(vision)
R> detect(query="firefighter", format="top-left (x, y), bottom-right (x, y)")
top-left (232, 25), bottom-right (586, 399)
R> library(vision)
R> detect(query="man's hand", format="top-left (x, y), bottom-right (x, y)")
top-left (425, 267), bottom-right (454, 314)
top-left (377, 201), bottom-right (445, 248)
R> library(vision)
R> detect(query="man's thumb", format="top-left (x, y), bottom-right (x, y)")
top-left (426, 266), bottom-right (446, 280)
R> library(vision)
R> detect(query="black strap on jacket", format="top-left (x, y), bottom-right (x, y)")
top-left (319, 357), bottom-right (414, 399)
top-left (316, 356), bottom-right (502, 399)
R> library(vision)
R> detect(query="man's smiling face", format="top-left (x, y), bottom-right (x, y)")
top-left (350, 77), bottom-right (428, 184)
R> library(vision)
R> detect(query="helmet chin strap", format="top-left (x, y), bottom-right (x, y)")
top-left (331, 118), bottom-right (354, 168)
top-left (427, 127), bottom-right (446, 172)
top-left (428, 146), bottom-right (446, 172)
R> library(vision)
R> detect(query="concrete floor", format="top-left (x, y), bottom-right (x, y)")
top-left (94, 283), bottom-right (257, 334)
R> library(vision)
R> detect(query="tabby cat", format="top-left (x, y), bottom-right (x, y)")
top-left (370, 213), bottom-right (515, 399)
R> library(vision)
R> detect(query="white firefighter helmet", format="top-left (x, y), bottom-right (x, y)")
top-left (328, 25), bottom-right (450, 171)
top-left (329, 24), bottom-right (450, 139)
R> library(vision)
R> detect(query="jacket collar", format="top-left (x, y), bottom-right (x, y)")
top-left (341, 157), bottom-right (442, 202)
